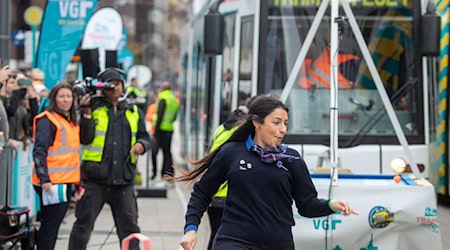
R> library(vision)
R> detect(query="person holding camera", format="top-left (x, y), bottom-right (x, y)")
top-left (68, 68), bottom-right (151, 250)
top-left (0, 64), bottom-right (10, 152)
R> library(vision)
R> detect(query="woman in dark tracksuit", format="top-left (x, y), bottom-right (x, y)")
top-left (176, 95), bottom-right (358, 250)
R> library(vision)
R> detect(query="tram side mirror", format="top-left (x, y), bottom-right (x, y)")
top-left (204, 11), bottom-right (224, 56)
top-left (421, 1), bottom-right (441, 57)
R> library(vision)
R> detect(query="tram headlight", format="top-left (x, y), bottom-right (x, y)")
top-left (390, 158), bottom-right (407, 174)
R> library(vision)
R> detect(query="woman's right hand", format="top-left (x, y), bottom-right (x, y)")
top-left (180, 231), bottom-right (197, 250)
top-left (74, 187), bottom-right (85, 201)
top-left (0, 65), bottom-right (10, 83)
top-left (80, 94), bottom-right (92, 114)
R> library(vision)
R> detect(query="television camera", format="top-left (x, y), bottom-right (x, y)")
top-left (73, 77), bottom-right (116, 108)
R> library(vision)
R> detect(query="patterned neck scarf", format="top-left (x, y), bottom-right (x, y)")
top-left (246, 136), bottom-right (300, 164)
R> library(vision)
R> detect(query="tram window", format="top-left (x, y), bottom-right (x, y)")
top-left (238, 16), bottom-right (254, 106)
top-left (220, 14), bottom-right (236, 124)
top-left (264, 4), bottom-right (421, 141)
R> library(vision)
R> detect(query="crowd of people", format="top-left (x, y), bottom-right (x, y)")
top-left (0, 65), bottom-right (50, 152)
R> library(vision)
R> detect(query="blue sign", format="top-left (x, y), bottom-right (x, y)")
top-left (36, 0), bottom-right (98, 89)
top-left (11, 30), bottom-right (26, 46)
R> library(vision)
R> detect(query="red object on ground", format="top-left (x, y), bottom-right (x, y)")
top-left (122, 233), bottom-right (151, 250)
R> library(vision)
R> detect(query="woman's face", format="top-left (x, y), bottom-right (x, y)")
top-left (5, 77), bottom-right (18, 95)
top-left (253, 107), bottom-right (288, 147)
top-left (55, 88), bottom-right (73, 112)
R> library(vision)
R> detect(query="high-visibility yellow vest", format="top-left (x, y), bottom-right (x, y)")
top-left (126, 86), bottom-right (147, 97)
top-left (153, 90), bottom-right (179, 132)
top-left (82, 105), bottom-right (139, 163)
top-left (32, 111), bottom-right (80, 185)
top-left (211, 125), bottom-right (238, 198)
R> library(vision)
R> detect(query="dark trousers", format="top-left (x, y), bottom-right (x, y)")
top-left (213, 234), bottom-right (295, 250)
top-left (33, 185), bottom-right (70, 250)
top-left (207, 206), bottom-right (224, 250)
top-left (68, 182), bottom-right (140, 250)
top-left (150, 143), bottom-right (158, 178)
top-left (154, 131), bottom-right (174, 177)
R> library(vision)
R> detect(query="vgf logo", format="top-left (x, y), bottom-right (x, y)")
top-left (59, 0), bottom-right (94, 19)
top-left (312, 218), bottom-right (342, 231)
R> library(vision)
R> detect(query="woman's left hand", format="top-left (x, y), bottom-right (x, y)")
top-left (41, 182), bottom-right (53, 194)
top-left (330, 200), bottom-right (358, 216)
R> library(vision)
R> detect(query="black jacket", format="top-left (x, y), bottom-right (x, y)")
top-left (80, 99), bottom-right (151, 185)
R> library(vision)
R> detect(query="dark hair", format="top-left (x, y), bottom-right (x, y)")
top-left (47, 82), bottom-right (78, 125)
top-left (174, 95), bottom-right (288, 182)
top-left (222, 107), bottom-right (247, 130)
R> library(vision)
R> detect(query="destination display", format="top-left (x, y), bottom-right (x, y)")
top-left (271, 0), bottom-right (410, 8)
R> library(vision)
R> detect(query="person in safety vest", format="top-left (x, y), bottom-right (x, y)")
top-left (144, 98), bottom-right (159, 179)
top-left (206, 105), bottom-right (248, 250)
top-left (68, 68), bottom-right (151, 250)
top-left (152, 81), bottom-right (179, 180)
top-left (299, 47), bottom-right (359, 89)
top-left (32, 82), bottom-right (82, 250)
top-left (126, 77), bottom-right (148, 111)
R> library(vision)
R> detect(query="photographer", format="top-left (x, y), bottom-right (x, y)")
top-left (69, 68), bottom-right (151, 250)
top-left (0, 65), bottom-right (10, 150)
top-left (2, 75), bottom-right (39, 150)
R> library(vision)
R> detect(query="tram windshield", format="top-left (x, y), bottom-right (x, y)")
top-left (264, 0), bottom-right (422, 146)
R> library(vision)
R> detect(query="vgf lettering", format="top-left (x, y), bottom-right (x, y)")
top-left (59, 0), bottom-right (94, 19)
top-left (313, 219), bottom-right (342, 230)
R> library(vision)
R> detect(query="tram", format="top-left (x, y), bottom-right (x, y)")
top-left (178, 0), bottom-right (450, 201)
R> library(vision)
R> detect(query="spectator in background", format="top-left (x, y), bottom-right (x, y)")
top-left (152, 81), bottom-right (179, 180)
top-left (8, 78), bottom-right (39, 150)
top-left (126, 77), bottom-right (148, 111)
top-left (66, 71), bottom-right (78, 86)
top-left (0, 64), bottom-right (9, 85)
top-left (0, 65), bottom-right (10, 151)
top-left (30, 68), bottom-right (45, 87)
top-left (0, 68), bottom-right (20, 150)
top-left (145, 97), bottom-right (158, 179)
top-left (35, 84), bottom-right (49, 113)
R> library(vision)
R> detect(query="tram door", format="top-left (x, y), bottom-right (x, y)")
top-left (214, 1), bottom-right (258, 134)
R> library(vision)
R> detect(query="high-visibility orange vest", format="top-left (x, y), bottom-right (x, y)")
top-left (145, 101), bottom-right (157, 134)
top-left (299, 47), bottom-right (359, 89)
top-left (32, 111), bottom-right (80, 185)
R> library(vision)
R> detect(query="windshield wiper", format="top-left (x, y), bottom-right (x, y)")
top-left (342, 77), bottom-right (418, 148)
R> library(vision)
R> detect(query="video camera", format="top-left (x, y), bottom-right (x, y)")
top-left (73, 77), bottom-right (116, 97)
top-left (73, 77), bottom-right (116, 108)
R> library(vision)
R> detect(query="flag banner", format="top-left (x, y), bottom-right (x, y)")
top-left (36, 0), bottom-right (98, 89)
top-left (81, 7), bottom-right (124, 73)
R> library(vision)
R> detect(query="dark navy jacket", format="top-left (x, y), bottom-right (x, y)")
top-left (185, 139), bottom-right (333, 243)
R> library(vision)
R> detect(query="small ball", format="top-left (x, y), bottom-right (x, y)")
top-left (393, 175), bottom-right (401, 184)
